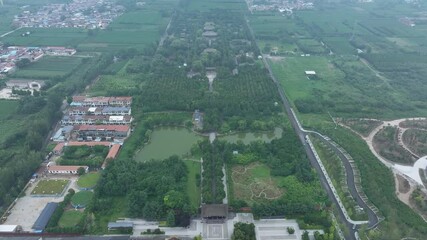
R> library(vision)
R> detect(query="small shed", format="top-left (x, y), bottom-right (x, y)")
top-left (0, 225), bottom-right (22, 233)
top-left (108, 221), bottom-right (133, 231)
top-left (305, 70), bottom-right (317, 79)
top-left (32, 202), bottom-right (58, 233)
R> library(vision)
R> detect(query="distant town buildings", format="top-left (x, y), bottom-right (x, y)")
top-left (246, 0), bottom-right (314, 13)
top-left (0, 46), bottom-right (76, 75)
top-left (13, 0), bottom-right (125, 29)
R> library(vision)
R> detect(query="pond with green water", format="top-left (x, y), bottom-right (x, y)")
top-left (220, 127), bottom-right (283, 144)
top-left (135, 127), bottom-right (203, 162)
top-left (135, 127), bottom-right (283, 162)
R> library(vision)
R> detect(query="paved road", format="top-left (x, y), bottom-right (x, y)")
top-left (244, 16), bottom-right (381, 239)
top-left (311, 132), bottom-right (380, 228)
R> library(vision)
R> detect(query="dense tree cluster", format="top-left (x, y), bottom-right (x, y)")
top-left (134, 9), bottom-right (280, 133)
top-left (59, 145), bottom-right (109, 168)
top-left (92, 156), bottom-right (192, 225)
top-left (231, 222), bottom-right (256, 240)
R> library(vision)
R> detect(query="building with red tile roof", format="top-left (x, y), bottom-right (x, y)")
top-left (47, 165), bottom-right (88, 175)
top-left (53, 142), bottom-right (65, 155)
top-left (102, 144), bottom-right (121, 169)
top-left (66, 141), bottom-right (112, 147)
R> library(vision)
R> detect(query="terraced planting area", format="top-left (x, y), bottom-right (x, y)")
top-left (373, 126), bottom-right (415, 165)
top-left (402, 129), bottom-right (427, 157)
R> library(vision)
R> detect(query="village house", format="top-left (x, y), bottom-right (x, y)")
top-left (73, 124), bottom-right (130, 139)
top-left (61, 115), bottom-right (132, 125)
top-left (47, 165), bottom-right (89, 175)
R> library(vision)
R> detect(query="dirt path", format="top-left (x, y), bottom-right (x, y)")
top-left (351, 117), bottom-right (427, 169)
top-left (342, 117), bottom-right (427, 186)
top-left (359, 58), bottom-right (390, 87)
top-left (0, 27), bottom-right (22, 38)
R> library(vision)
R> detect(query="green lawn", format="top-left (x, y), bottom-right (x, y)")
top-left (184, 160), bottom-right (201, 209)
top-left (269, 56), bottom-right (345, 101)
top-left (77, 172), bottom-right (101, 189)
top-left (58, 210), bottom-right (85, 228)
top-left (71, 191), bottom-right (94, 207)
top-left (31, 179), bottom-right (69, 195)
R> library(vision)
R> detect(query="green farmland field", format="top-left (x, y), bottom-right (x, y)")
top-left (12, 56), bottom-right (83, 79)
top-left (0, 101), bottom-right (25, 144)
top-left (79, 9), bottom-right (171, 51)
top-left (2, 28), bottom-right (88, 47)
top-left (0, 100), bottom-right (18, 120)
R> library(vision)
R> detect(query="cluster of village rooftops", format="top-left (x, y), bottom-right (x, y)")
top-left (49, 95), bottom-right (132, 174)
top-left (0, 45), bottom-right (76, 75)
top-left (13, 0), bottom-right (125, 29)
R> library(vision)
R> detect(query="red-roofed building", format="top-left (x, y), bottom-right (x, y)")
top-left (102, 144), bottom-right (121, 169)
top-left (109, 97), bottom-right (132, 106)
top-left (53, 142), bottom-right (65, 155)
top-left (66, 141), bottom-right (112, 147)
top-left (48, 165), bottom-right (88, 175)
top-left (71, 96), bottom-right (132, 107)
top-left (106, 144), bottom-right (121, 159)
top-left (74, 125), bottom-right (130, 139)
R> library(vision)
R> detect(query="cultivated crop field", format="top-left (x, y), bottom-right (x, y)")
top-left (12, 56), bottom-right (83, 79)
top-left (373, 126), bottom-right (415, 165)
top-left (0, 100), bottom-right (18, 120)
top-left (80, 9), bottom-right (171, 51)
top-left (231, 163), bottom-right (283, 203)
top-left (2, 28), bottom-right (88, 47)
top-left (31, 179), bottom-right (69, 195)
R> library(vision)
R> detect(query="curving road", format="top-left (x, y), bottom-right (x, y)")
top-left (245, 16), bottom-right (381, 240)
